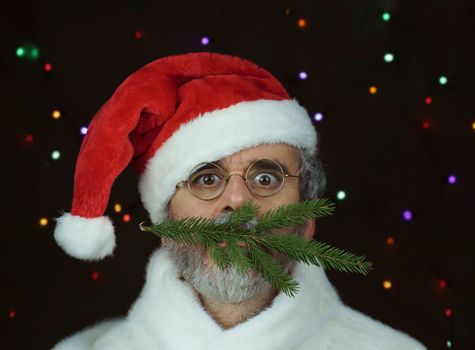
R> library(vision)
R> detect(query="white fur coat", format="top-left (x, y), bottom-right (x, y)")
top-left (52, 248), bottom-right (426, 349)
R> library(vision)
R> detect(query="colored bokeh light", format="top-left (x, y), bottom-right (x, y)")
top-left (403, 210), bottom-right (412, 221)
top-left (39, 217), bottom-right (49, 227)
top-left (299, 71), bottom-right (308, 80)
top-left (384, 53), bottom-right (394, 62)
top-left (134, 30), bottom-right (144, 40)
top-left (43, 62), bottom-right (53, 72)
top-left (424, 96), bottom-right (432, 105)
top-left (24, 133), bottom-right (34, 144)
top-left (52, 110), bottom-right (61, 119)
top-left (297, 18), bottom-right (307, 28)
top-left (447, 340), bottom-right (452, 348)
top-left (314, 113), bottom-right (323, 122)
top-left (447, 175), bottom-right (457, 184)
top-left (383, 280), bottom-right (392, 289)
top-left (80, 126), bottom-right (88, 135)
top-left (422, 121), bottom-right (430, 129)
top-left (439, 76), bottom-right (448, 85)
top-left (336, 190), bottom-right (346, 200)
top-left (114, 203), bottom-right (122, 213)
top-left (445, 308), bottom-right (453, 318)
top-left (91, 271), bottom-right (100, 281)
top-left (9, 310), bottom-right (15, 319)
top-left (51, 150), bottom-right (61, 160)
top-left (382, 12), bottom-right (391, 21)
top-left (439, 279), bottom-right (447, 289)
top-left (123, 214), bottom-right (131, 222)
top-left (369, 86), bottom-right (377, 94)
top-left (472, 121), bottom-right (475, 131)
top-left (15, 44), bottom-right (40, 60)
top-left (386, 236), bottom-right (395, 246)
top-left (201, 37), bottom-right (210, 46)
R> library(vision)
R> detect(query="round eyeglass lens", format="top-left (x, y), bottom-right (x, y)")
top-left (246, 159), bottom-right (285, 197)
top-left (187, 163), bottom-right (225, 200)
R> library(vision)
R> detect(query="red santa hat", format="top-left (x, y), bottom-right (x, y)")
top-left (54, 52), bottom-right (317, 260)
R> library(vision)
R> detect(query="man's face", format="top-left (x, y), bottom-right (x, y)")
top-left (163, 143), bottom-right (313, 304)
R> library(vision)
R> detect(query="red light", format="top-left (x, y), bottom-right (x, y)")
top-left (24, 134), bottom-right (34, 144)
top-left (424, 96), bottom-right (432, 105)
top-left (422, 121), bottom-right (430, 129)
top-left (439, 279), bottom-right (447, 289)
top-left (9, 310), bottom-right (15, 318)
top-left (445, 308), bottom-right (452, 317)
top-left (91, 271), bottom-right (100, 281)
top-left (123, 214), bottom-right (131, 222)
top-left (134, 30), bottom-right (144, 40)
top-left (44, 62), bottom-right (53, 72)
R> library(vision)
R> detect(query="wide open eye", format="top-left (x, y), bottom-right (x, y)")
top-left (247, 159), bottom-right (285, 196)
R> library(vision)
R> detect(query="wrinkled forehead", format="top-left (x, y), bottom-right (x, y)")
top-left (213, 143), bottom-right (300, 172)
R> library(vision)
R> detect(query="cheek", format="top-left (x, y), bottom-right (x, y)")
top-left (169, 190), bottom-right (215, 220)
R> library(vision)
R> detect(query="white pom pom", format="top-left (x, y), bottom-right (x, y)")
top-left (54, 213), bottom-right (116, 260)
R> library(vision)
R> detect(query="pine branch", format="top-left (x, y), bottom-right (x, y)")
top-left (139, 198), bottom-right (373, 298)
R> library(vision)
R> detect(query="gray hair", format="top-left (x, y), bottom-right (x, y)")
top-left (298, 147), bottom-right (327, 201)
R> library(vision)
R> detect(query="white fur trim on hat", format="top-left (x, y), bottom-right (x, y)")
top-left (139, 98), bottom-right (316, 224)
top-left (54, 213), bottom-right (116, 260)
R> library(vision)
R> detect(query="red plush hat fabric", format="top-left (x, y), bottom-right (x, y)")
top-left (54, 52), bottom-right (317, 260)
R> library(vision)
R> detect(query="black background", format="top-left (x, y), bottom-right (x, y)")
top-left (1, 0), bottom-right (474, 349)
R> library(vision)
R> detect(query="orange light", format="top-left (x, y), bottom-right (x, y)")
top-left (297, 18), bottom-right (307, 28)
top-left (383, 279), bottom-right (392, 289)
top-left (386, 237), bottom-right (395, 246)
top-left (123, 214), bottom-right (131, 223)
top-left (369, 86), bottom-right (377, 94)
top-left (39, 217), bottom-right (49, 227)
top-left (114, 203), bottom-right (122, 213)
top-left (472, 121), bottom-right (475, 131)
top-left (52, 110), bottom-right (61, 119)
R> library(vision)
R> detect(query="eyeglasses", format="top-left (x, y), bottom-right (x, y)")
top-left (178, 159), bottom-right (299, 201)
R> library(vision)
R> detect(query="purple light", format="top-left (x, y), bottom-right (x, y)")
top-left (314, 113), bottom-right (323, 122)
top-left (201, 37), bottom-right (210, 46)
top-left (402, 210), bottom-right (412, 221)
top-left (299, 71), bottom-right (308, 80)
top-left (80, 126), bottom-right (88, 135)
top-left (448, 175), bottom-right (457, 184)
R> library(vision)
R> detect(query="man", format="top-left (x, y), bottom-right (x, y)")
top-left (52, 52), bottom-right (426, 349)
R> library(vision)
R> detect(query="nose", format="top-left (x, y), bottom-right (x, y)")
top-left (218, 173), bottom-right (253, 212)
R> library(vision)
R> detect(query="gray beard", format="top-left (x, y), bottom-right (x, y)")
top-left (162, 211), bottom-right (303, 304)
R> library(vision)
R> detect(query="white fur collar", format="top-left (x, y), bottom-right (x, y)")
top-left (125, 247), bottom-right (342, 350)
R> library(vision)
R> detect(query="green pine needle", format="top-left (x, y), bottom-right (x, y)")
top-left (139, 198), bottom-right (373, 297)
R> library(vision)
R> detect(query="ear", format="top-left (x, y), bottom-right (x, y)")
top-left (303, 219), bottom-right (315, 240)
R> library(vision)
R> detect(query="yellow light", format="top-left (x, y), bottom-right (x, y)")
top-left (383, 280), bottom-right (392, 289)
top-left (369, 86), bottom-right (378, 94)
top-left (39, 217), bottom-right (49, 227)
top-left (386, 237), bottom-right (395, 246)
top-left (472, 121), bottom-right (475, 130)
top-left (297, 18), bottom-right (307, 28)
top-left (52, 110), bottom-right (61, 119)
top-left (114, 203), bottom-right (122, 213)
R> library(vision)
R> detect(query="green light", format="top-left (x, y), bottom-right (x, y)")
top-left (384, 53), bottom-right (394, 62)
top-left (16, 47), bottom-right (25, 57)
top-left (439, 76), bottom-right (448, 85)
top-left (446, 340), bottom-right (452, 348)
top-left (15, 44), bottom-right (40, 60)
top-left (30, 47), bottom-right (39, 60)
top-left (51, 150), bottom-right (61, 160)
top-left (382, 12), bottom-right (391, 21)
top-left (336, 191), bottom-right (346, 200)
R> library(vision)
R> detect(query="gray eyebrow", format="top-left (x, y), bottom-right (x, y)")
top-left (214, 158), bottom-right (292, 175)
